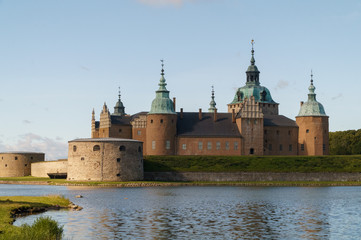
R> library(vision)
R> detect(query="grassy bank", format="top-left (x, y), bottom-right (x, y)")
top-left (144, 155), bottom-right (361, 172)
top-left (0, 195), bottom-right (70, 239)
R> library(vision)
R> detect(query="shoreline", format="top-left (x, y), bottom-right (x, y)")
top-left (1, 180), bottom-right (361, 187)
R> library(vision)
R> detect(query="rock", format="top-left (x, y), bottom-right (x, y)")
top-left (75, 195), bottom-right (83, 198)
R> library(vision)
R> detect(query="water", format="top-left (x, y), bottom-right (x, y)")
top-left (1, 184), bottom-right (361, 239)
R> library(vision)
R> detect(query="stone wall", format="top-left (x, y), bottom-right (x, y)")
top-left (144, 172), bottom-right (361, 182)
top-left (0, 152), bottom-right (44, 177)
top-left (67, 138), bottom-right (143, 181)
top-left (31, 160), bottom-right (68, 178)
top-left (176, 137), bottom-right (242, 155)
top-left (264, 126), bottom-right (298, 155)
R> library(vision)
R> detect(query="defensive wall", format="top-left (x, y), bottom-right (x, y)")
top-left (67, 138), bottom-right (143, 181)
top-left (144, 172), bottom-right (361, 182)
top-left (31, 160), bottom-right (68, 178)
top-left (0, 152), bottom-right (45, 177)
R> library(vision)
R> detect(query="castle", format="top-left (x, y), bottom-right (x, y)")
top-left (91, 43), bottom-right (329, 156)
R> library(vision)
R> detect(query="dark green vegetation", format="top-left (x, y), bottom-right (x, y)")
top-left (330, 129), bottom-right (361, 155)
top-left (0, 195), bottom-right (70, 240)
top-left (144, 155), bottom-right (361, 172)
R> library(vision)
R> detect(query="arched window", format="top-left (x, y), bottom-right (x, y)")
top-left (138, 146), bottom-right (142, 153)
top-left (119, 145), bottom-right (126, 151)
top-left (93, 145), bottom-right (100, 151)
top-left (73, 146), bottom-right (77, 152)
top-left (250, 148), bottom-right (254, 154)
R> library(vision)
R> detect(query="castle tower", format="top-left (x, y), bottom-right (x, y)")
top-left (296, 72), bottom-right (329, 155)
top-left (236, 96), bottom-right (264, 155)
top-left (91, 109), bottom-right (99, 138)
top-left (145, 60), bottom-right (177, 155)
top-left (208, 86), bottom-right (217, 113)
top-left (228, 40), bottom-right (278, 115)
top-left (99, 102), bottom-right (112, 138)
top-left (113, 87), bottom-right (126, 116)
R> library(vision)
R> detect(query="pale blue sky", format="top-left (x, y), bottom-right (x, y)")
top-left (0, 0), bottom-right (360, 159)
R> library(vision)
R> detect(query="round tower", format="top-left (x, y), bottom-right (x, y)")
top-left (146, 60), bottom-right (177, 155)
top-left (296, 72), bottom-right (329, 155)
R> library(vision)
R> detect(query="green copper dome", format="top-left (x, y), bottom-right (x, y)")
top-left (297, 74), bottom-right (327, 117)
top-left (113, 88), bottom-right (126, 116)
top-left (149, 62), bottom-right (176, 115)
top-left (230, 41), bottom-right (276, 104)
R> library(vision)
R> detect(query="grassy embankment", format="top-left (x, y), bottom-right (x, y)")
top-left (0, 195), bottom-right (70, 240)
top-left (1, 155), bottom-right (361, 186)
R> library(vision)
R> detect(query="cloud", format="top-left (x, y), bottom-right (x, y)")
top-left (274, 80), bottom-right (289, 90)
top-left (0, 133), bottom-right (68, 160)
top-left (22, 120), bottom-right (31, 124)
top-left (137, 0), bottom-right (198, 7)
top-left (80, 65), bottom-right (91, 71)
top-left (331, 93), bottom-right (343, 100)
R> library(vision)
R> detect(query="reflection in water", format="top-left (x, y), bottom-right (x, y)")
top-left (3, 185), bottom-right (361, 239)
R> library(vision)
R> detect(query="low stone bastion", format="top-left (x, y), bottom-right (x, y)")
top-left (0, 152), bottom-right (45, 177)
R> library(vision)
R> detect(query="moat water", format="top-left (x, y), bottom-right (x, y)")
top-left (1, 184), bottom-right (361, 239)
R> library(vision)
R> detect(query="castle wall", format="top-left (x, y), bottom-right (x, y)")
top-left (67, 139), bottom-right (143, 181)
top-left (264, 126), bottom-right (298, 155)
top-left (146, 114), bottom-right (177, 155)
top-left (31, 160), bottom-right (68, 178)
top-left (109, 124), bottom-right (132, 139)
top-left (176, 137), bottom-right (242, 155)
top-left (296, 116), bottom-right (329, 155)
top-left (0, 152), bottom-right (44, 177)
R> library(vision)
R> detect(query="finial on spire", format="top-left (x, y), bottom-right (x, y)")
top-left (160, 59), bottom-right (164, 76)
top-left (118, 87), bottom-right (121, 101)
top-left (310, 70), bottom-right (314, 85)
top-left (211, 85), bottom-right (214, 98)
top-left (250, 39), bottom-right (255, 65)
top-left (208, 85), bottom-right (217, 112)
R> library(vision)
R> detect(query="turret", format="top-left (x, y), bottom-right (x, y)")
top-left (296, 72), bottom-right (329, 155)
top-left (146, 60), bottom-right (177, 155)
top-left (208, 85), bottom-right (217, 113)
top-left (113, 87), bottom-right (126, 116)
top-left (99, 102), bottom-right (111, 138)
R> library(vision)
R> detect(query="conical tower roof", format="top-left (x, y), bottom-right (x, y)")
top-left (297, 72), bottom-right (327, 117)
top-left (113, 87), bottom-right (126, 116)
top-left (149, 60), bottom-right (176, 115)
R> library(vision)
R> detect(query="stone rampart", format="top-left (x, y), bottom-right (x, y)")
top-left (31, 160), bottom-right (68, 178)
top-left (0, 152), bottom-right (44, 177)
top-left (144, 172), bottom-right (361, 182)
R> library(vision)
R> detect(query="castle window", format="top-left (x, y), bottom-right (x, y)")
top-left (172, 119), bottom-right (174, 123)
top-left (137, 130), bottom-right (141, 135)
top-left (254, 119), bottom-right (257, 124)
top-left (182, 144), bottom-right (186, 150)
top-left (160, 119), bottom-right (163, 123)
top-left (289, 144), bottom-right (292, 151)
top-left (279, 144), bottom-right (283, 151)
top-left (15, 156), bottom-right (18, 160)
top-left (207, 142), bottom-right (212, 150)
top-left (288, 130), bottom-right (291, 135)
top-left (117, 158), bottom-right (121, 162)
top-left (166, 140), bottom-right (170, 150)
top-left (250, 148), bottom-right (254, 154)
top-left (216, 142), bottom-right (221, 150)
top-left (93, 145), bottom-right (100, 151)
top-left (119, 129), bottom-right (122, 133)
top-left (151, 119), bottom-right (153, 123)
top-left (234, 142), bottom-right (239, 150)
top-left (81, 157), bottom-right (85, 161)
top-left (31, 157), bottom-right (33, 160)
top-left (323, 144), bottom-right (326, 151)
top-left (138, 146), bottom-right (142, 152)
top-left (306, 129), bottom-right (309, 133)
top-left (301, 144), bottom-right (305, 151)
top-left (269, 144), bottom-right (272, 151)
top-left (73, 146), bottom-right (77, 152)
top-left (119, 146), bottom-right (126, 151)
top-left (264, 130), bottom-right (267, 134)
top-left (276, 130), bottom-right (279, 135)
top-left (116, 173), bottom-right (120, 177)
top-left (5, 164), bottom-right (7, 167)
top-left (198, 142), bottom-right (203, 150)
top-left (225, 141), bottom-right (230, 150)
top-left (152, 141), bottom-right (156, 150)
top-left (25, 164), bottom-right (27, 167)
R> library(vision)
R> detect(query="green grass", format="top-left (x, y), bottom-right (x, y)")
top-left (0, 195), bottom-right (70, 239)
top-left (144, 155), bottom-right (361, 172)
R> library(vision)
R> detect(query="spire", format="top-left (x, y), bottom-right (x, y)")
top-left (113, 87), bottom-right (126, 116)
top-left (246, 39), bottom-right (260, 86)
top-left (149, 59), bottom-right (175, 114)
top-left (308, 70), bottom-right (316, 101)
top-left (92, 108), bottom-right (95, 121)
top-left (158, 59), bottom-right (167, 91)
top-left (208, 85), bottom-right (217, 112)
